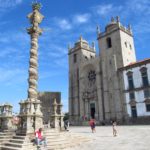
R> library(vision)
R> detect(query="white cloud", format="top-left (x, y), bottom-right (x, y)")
top-left (0, 0), bottom-right (22, 8)
top-left (74, 13), bottom-right (91, 24)
top-left (57, 19), bottom-right (72, 30)
top-left (39, 71), bottom-right (61, 79)
top-left (133, 21), bottom-right (150, 34)
top-left (93, 4), bottom-right (113, 16)
top-left (0, 68), bottom-right (26, 84)
top-left (54, 57), bottom-right (68, 69)
top-left (0, 47), bottom-right (17, 58)
top-left (127, 0), bottom-right (150, 14)
top-left (0, 31), bottom-right (29, 46)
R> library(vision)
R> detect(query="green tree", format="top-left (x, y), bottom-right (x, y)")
top-left (63, 112), bottom-right (69, 121)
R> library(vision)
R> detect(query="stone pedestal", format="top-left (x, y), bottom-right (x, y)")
top-left (57, 103), bottom-right (64, 130)
top-left (0, 103), bottom-right (13, 131)
top-left (50, 99), bottom-right (64, 130)
top-left (50, 114), bottom-right (60, 128)
top-left (19, 99), bottom-right (43, 134)
top-left (50, 99), bottom-right (58, 128)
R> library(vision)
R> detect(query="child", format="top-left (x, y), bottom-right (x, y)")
top-left (112, 121), bottom-right (117, 137)
top-left (89, 119), bottom-right (96, 133)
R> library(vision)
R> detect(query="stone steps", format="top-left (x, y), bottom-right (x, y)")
top-left (9, 139), bottom-right (24, 144)
top-left (0, 131), bottom-right (14, 149)
top-left (13, 136), bottom-right (26, 139)
top-left (0, 136), bottom-right (11, 139)
top-left (1, 134), bottom-right (30, 150)
top-left (1, 145), bottom-right (21, 150)
top-left (0, 128), bottom-right (91, 150)
top-left (3, 142), bottom-right (23, 148)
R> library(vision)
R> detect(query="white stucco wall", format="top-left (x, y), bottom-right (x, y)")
top-left (123, 62), bottom-right (150, 117)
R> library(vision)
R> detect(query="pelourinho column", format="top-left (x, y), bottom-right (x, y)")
top-left (19, 2), bottom-right (44, 134)
top-left (27, 3), bottom-right (44, 100)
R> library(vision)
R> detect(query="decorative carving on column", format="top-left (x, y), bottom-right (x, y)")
top-left (18, 2), bottom-right (44, 134)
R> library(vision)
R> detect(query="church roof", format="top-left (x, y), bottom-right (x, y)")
top-left (118, 58), bottom-right (150, 71)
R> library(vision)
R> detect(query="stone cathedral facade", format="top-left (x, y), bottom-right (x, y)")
top-left (68, 17), bottom-right (138, 125)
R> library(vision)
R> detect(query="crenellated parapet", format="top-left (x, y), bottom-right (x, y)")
top-left (97, 16), bottom-right (132, 39)
top-left (68, 36), bottom-right (95, 55)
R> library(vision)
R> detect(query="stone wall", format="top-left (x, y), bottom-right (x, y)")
top-left (38, 92), bottom-right (61, 124)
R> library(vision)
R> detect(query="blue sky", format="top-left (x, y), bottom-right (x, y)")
top-left (0, 0), bottom-right (150, 113)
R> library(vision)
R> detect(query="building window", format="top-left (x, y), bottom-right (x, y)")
top-left (131, 105), bottom-right (137, 118)
top-left (140, 67), bottom-right (149, 87)
top-left (109, 60), bottom-right (112, 65)
top-left (73, 54), bottom-right (77, 63)
top-left (127, 72), bottom-right (134, 89)
top-left (106, 37), bottom-right (112, 48)
top-left (144, 89), bottom-right (150, 98)
top-left (85, 56), bottom-right (88, 60)
top-left (125, 42), bottom-right (127, 48)
top-left (146, 104), bottom-right (150, 112)
top-left (129, 92), bottom-right (135, 100)
top-left (130, 44), bottom-right (132, 50)
top-left (88, 70), bottom-right (96, 82)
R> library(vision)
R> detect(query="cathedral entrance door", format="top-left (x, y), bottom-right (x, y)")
top-left (90, 103), bottom-right (95, 119)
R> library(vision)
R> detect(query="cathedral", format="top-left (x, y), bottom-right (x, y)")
top-left (68, 17), bottom-right (150, 125)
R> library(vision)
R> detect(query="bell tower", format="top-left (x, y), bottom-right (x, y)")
top-left (97, 16), bottom-right (136, 122)
top-left (68, 36), bottom-right (96, 124)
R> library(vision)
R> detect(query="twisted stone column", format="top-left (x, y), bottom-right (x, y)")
top-left (27, 4), bottom-right (44, 100)
top-left (19, 3), bottom-right (44, 134)
top-left (28, 32), bottom-right (39, 100)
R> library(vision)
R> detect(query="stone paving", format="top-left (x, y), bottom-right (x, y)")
top-left (67, 125), bottom-right (150, 150)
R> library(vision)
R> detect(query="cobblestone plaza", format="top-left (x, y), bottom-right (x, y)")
top-left (68, 126), bottom-right (150, 150)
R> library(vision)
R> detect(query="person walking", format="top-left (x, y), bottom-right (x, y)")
top-left (112, 121), bottom-right (117, 137)
top-left (64, 120), bottom-right (69, 131)
top-left (89, 119), bottom-right (96, 133)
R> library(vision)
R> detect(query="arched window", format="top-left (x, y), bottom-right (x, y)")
top-left (140, 67), bottom-right (149, 87)
top-left (73, 54), bottom-right (77, 63)
top-left (144, 89), bottom-right (150, 98)
top-left (127, 71), bottom-right (134, 89)
top-left (129, 92), bottom-right (135, 100)
top-left (130, 44), bottom-right (132, 50)
top-left (106, 37), bottom-right (112, 48)
top-left (125, 42), bottom-right (127, 48)
top-left (145, 99), bottom-right (150, 112)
